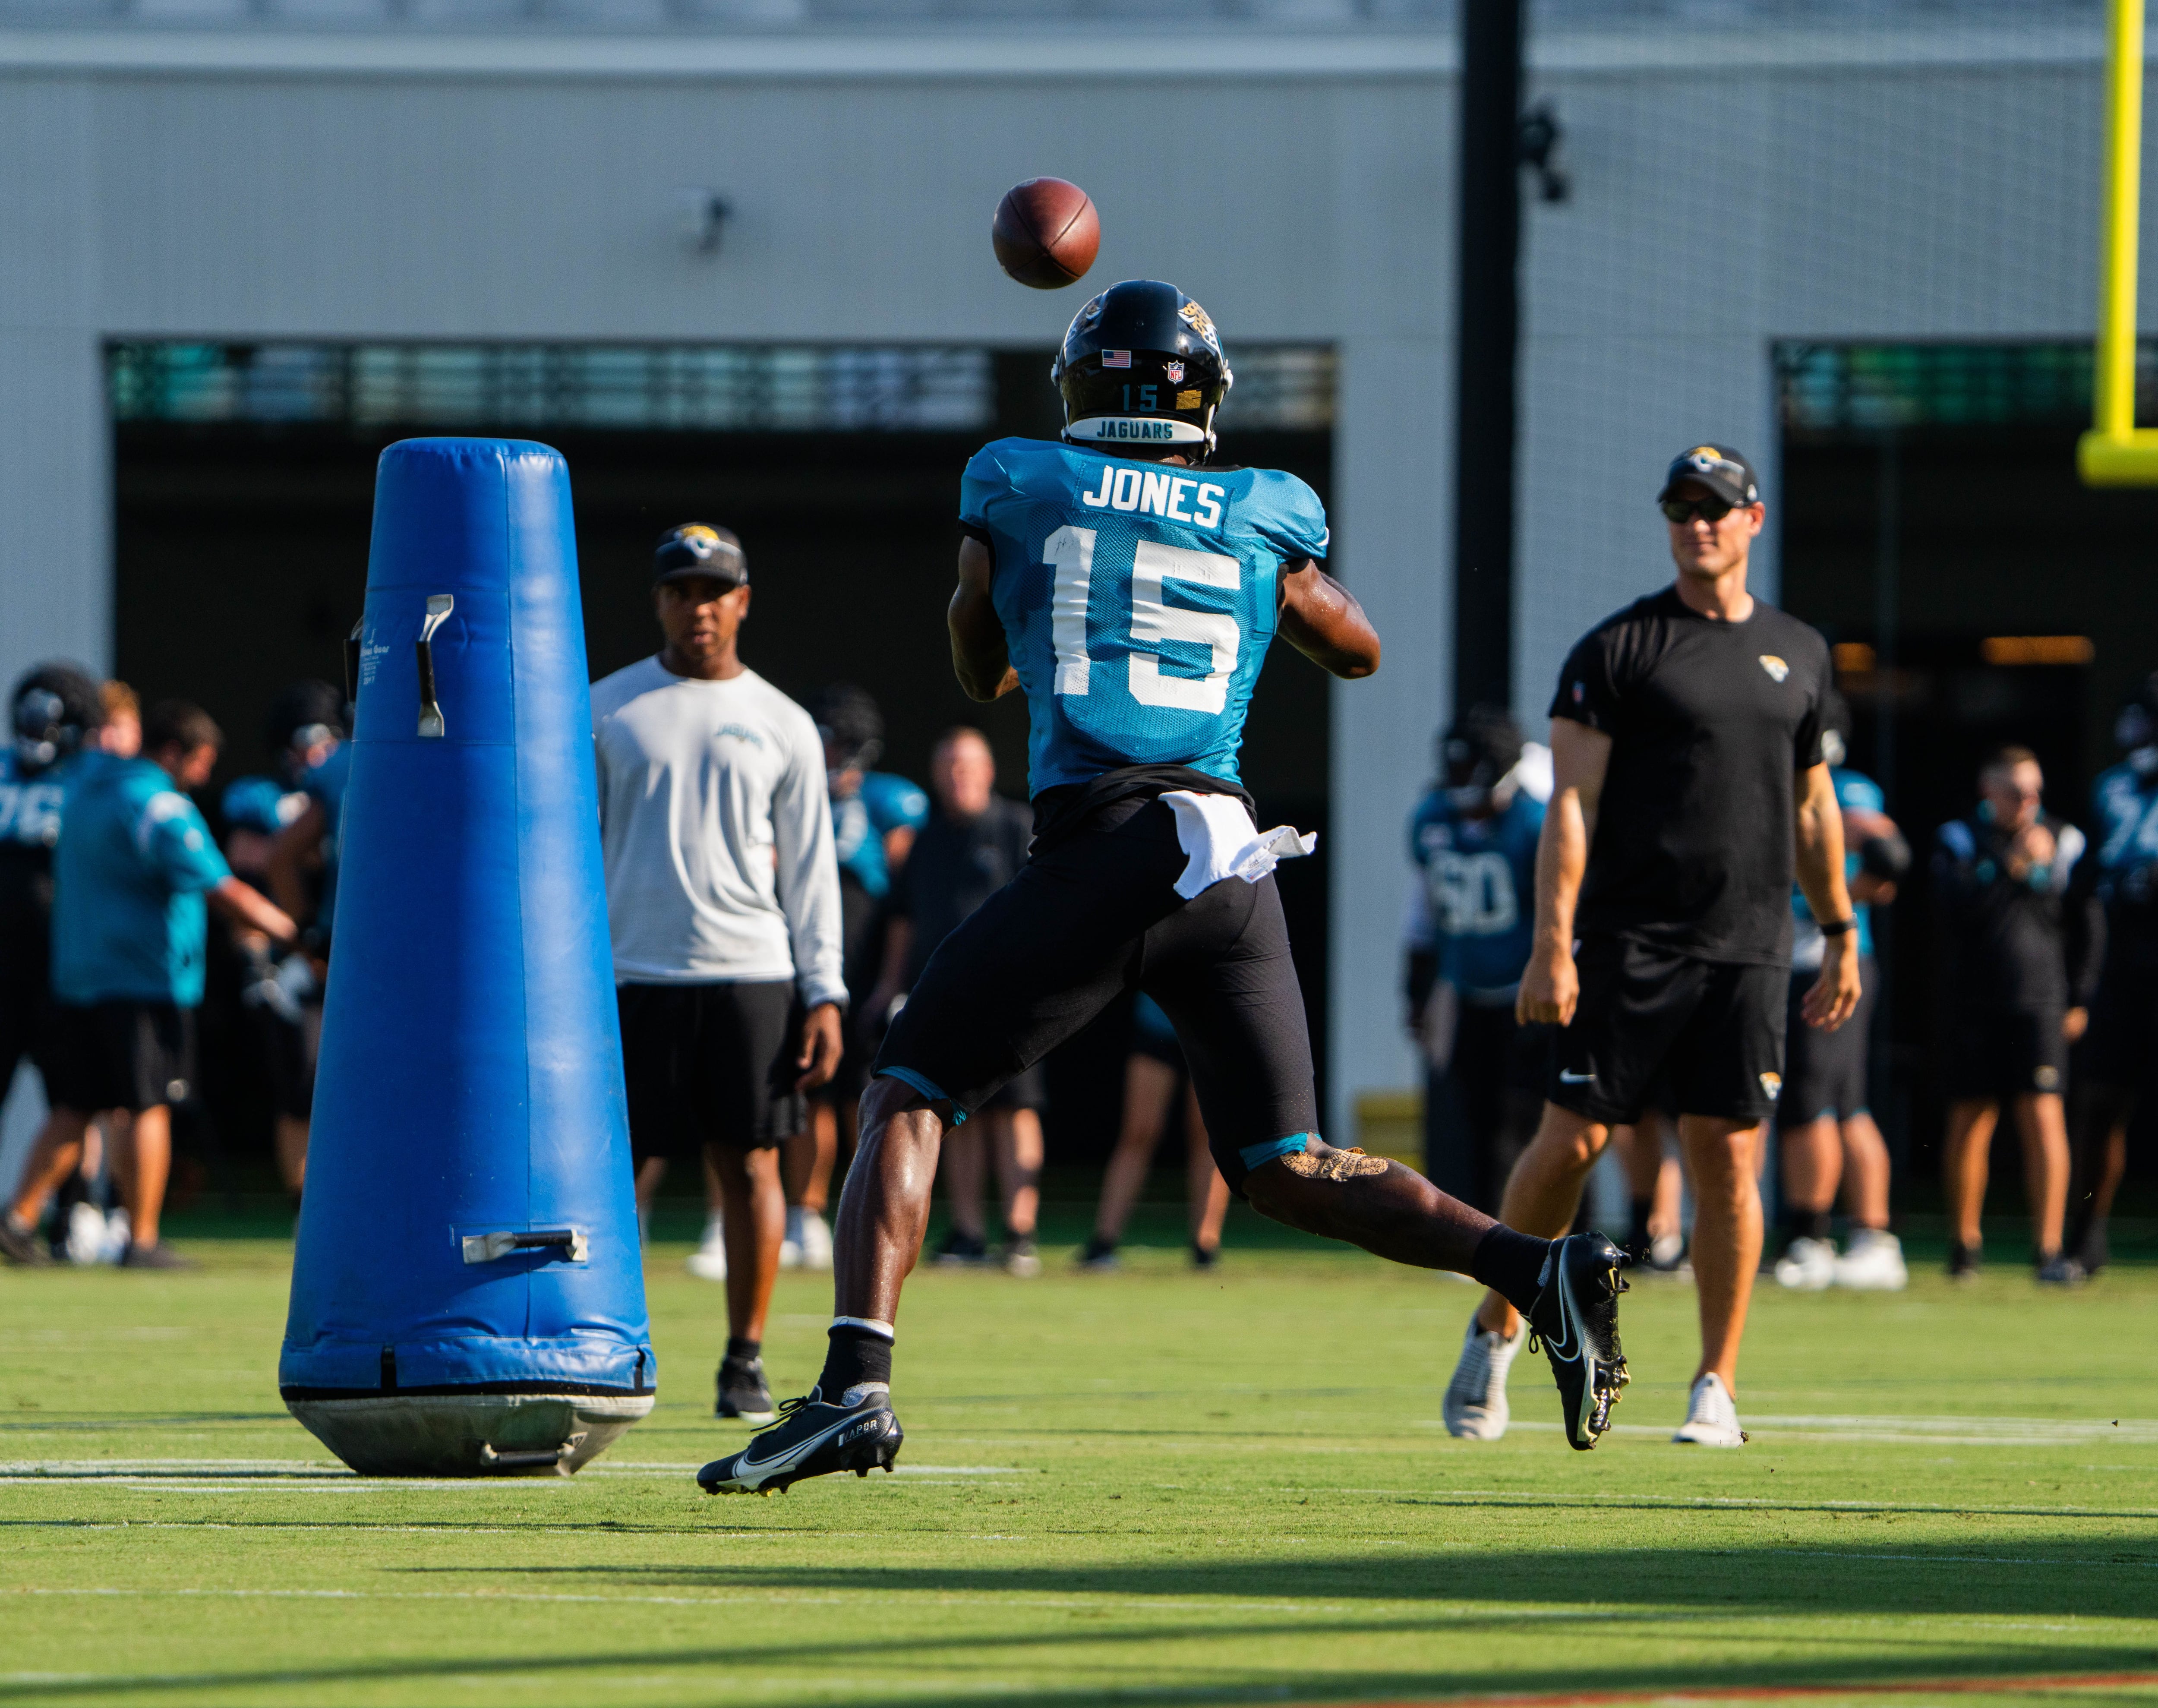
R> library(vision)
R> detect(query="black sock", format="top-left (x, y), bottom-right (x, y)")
top-left (818, 1324), bottom-right (893, 1399)
top-left (1470, 1224), bottom-right (1551, 1317)
top-left (724, 1336), bottom-right (761, 1365)
top-left (1799, 1209), bottom-right (1832, 1244)
top-left (1625, 1196), bottom-right (1654, 1253)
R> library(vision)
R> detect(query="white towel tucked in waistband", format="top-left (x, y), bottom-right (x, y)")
top-left (1160, 790), bottom-right (1318, 901)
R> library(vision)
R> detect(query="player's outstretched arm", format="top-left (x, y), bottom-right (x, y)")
top-left (1795, 761), bottom-right (1862, 1031)
top-left (1278, 561), bottom-right (1380, 679)
top-left (1518, 718), bottom-right (1609, 1027)
top-left (950, 537), bottom-right (1019, 703)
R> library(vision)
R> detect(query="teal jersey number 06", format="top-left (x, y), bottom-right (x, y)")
top-left (959, 437), bottom-right (1330, 797)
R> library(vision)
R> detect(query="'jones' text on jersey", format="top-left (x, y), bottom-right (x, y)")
top-left (961, 438), bottom-right (1330, 796)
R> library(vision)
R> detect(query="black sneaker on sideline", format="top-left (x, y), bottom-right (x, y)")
top-left (1527, 1231), bottom-right (1630, 1451)
top-left (1947, 1241), bottom-right (1981, 1282)
top-left (1076, 1235), bottom-right (1120, 1272)
top-left (715, 1354), bottom-right (776, 1425)
top-left (697, 1386), bottom-right (903, 1496)
top-left (931, 1228), bottom-right (989, 1267)
top-left (0, 1217), bottom-right (51, 1267)
top-left (119, 1241), bottom-right (193, 1270)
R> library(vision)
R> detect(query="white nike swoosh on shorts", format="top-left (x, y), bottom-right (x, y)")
top-left (1558, 1070), bottom-right (1595, 1084)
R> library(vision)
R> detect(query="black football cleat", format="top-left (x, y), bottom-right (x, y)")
top-left (697, 1386), bottom-right (902, 1496)
top-left (1527, 1230), bottom-right (1630, 1450)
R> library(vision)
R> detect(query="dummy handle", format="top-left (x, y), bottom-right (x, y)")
top-left (416, 594), bottom-right (454, 739)
top-left (344, 618), bottom-right (363, 708)
top-left (461, 1228), bottom-right (589, 1265)
top-left (478, 1433), bottom-right (585, 1472)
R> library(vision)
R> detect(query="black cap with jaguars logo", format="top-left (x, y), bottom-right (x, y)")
top-left (653, 523), bottom-right (748, 590)
top-left (1657, 443), bottom-right (1760, 507)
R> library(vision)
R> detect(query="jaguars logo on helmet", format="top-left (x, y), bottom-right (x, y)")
top-left (1051, 279), bottom-right (1234, 460)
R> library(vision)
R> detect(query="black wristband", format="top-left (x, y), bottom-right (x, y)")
top-left (1818, 917), bottom-right (1856, 937)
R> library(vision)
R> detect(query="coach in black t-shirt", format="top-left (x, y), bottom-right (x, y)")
top-left (1444, 444), bottom-right (1861, 1450)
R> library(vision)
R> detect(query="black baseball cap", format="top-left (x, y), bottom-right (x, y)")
top-left (653, 523), bottom-right (747, 590)
top-left (1657, 444), bottom-right (1760, 507)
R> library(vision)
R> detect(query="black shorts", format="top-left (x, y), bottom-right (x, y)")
top-left (44, 1001), bottom-right (196, 1114)
top-left (0, 930), bottom-right (54, 1088)
top-left (1945, 1009), bottom-right (2068, 1102)
top-left (617, 980), bottom-right (807, 1162)
top-left (2081, 960), bottom-right (2158, 1090)
top-left (1780, 956), bottom-right (1876, 1124)
top-left (1549, 936), bottom-right (1788, 1126)
top-left (871, 795), bottom-right (1315, 1195)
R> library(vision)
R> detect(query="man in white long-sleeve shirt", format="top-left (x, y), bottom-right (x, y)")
top-left (593, 523), bottom-right (846, 1427)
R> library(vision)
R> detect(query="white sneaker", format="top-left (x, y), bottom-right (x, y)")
top-left (1672, 1372), bottom-right (1747, 1446)
top-left (1774, 1235), bottom-right (1836, 1291)
top-left (63, 1201), bottom-right (105, 1266)
top-left (795, 1208), bottom-right (833, 1272)
top-left (1833, 1227), bottom-right (1908, 1291)
top-left (779, 1206), bottom-right (805, 1271)
top-left (1441, 1310), bottom-right (1526, 1440)
top-left (685, 1213), bottom-right (728, 1282)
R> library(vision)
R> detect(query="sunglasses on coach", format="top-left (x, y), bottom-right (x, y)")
top-left (1659, 496), bottom-right (1746, 524)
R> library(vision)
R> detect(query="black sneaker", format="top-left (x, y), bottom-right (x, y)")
top-left (932, 1229), bottom-right (989, 1267)
top-left (119, 1240), bottom-right (193, 1270)
top-left (1190, 1241), bottom-right (1218, 1270)
top-left (2035, 1252), bottom-right (2089, 1288)
top-left (0, 1217), bottom-right (51, 1267)
top-left (1076, 1235), bottom-right (1120, 1272)
top-left (715, 1354), bottom-right (776, 1425)
top-left (1947, 1240), bottom-right (1981, 1281)
top-left (697, 1386), bottom-right (902, 1495)
top-left (1526, 1231), bottom-right (1630, 1451)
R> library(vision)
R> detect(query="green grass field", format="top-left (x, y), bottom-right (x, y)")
top-left (3, 1212), bottom-right (2155, 1708)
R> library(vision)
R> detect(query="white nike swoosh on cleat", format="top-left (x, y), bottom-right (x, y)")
top-left (730, 1414), bottom-right (870, 1480)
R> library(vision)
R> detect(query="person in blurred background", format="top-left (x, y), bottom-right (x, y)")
top-left (1403, 706), bottom-right (1552, 1215)
top-left (865, 726), bottom-right (1043, 1276)
top-left (234, 680), bottom-right (346, 1203)
top-left (96, 681), bottom-right (140, 758)
top-left (0, 664), bottom-right (104, 1264)
top-left (2066, 675), bottom-right (2158, 1276)
top-left (2, 701), bottom-right (296, 1268)
top-left (1079, 993), bottom-right (1230, 1271)
top-left (1773, 693), bottom-right (1911, 1292)
top-left (1934, 745), bottom-right (2101, 1285)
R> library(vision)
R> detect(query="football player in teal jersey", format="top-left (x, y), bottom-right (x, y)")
top-left (698, 280), bottom-right (1630, 1495)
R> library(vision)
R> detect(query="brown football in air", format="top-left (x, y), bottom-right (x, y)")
top-left (992, 177), bottom-right (1100, 290)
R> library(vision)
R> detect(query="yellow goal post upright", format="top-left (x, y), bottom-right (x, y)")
top-left (2081, 0), bottom-right (2158, 484)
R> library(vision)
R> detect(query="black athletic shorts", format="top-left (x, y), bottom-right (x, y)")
top-left (871, 794), bottom-right (1315, 1195)
top-left (1945, 1008), bottom-right (2068, 1102)
top-left (0, 928), bottom-right (54, 1089)
top-left (2082, 960), bottom-right (2158, 1090)
top-left (617, 980), bottom-right (807, 1162)
top-left (1548, 935), bottom-right (1788, 1126)
top-left (44, 1000), bottom-right (196, 1114)
top-left (1780, 955), bottom-right (1876, 1125)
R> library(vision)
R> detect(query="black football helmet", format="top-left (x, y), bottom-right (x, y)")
top-left (1440, 704), bottom-right (1524, 811)
top-left (806, 682), bottom-right (883, 772)
top-left (10, 662), bottom-right (101, 774)
top-left (1051, 279), bottom-right (1232, 460)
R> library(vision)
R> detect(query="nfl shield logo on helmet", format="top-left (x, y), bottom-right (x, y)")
top-left (1165, 361), bottom-right (1185, 384)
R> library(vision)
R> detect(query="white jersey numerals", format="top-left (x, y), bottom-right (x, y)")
top-left (1044, 528), bottom-right (1240, 714)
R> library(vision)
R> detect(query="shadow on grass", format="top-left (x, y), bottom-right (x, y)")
top-left (8, 1541), bottom-right (2155, 1704)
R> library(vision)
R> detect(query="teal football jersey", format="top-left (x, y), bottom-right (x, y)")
top-left (960, 438), bottom-right (1329, 796)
